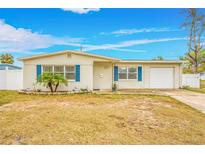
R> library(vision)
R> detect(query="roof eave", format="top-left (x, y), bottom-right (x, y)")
top-left (17, 50), bottom-right (120, 61)
top-left (117, 60), bottom-right (183, 64)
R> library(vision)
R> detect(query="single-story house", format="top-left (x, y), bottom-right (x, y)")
top-left (18, 50), bottom-right (183, 91)
top-left (0, 63), bottom-right (22, 70)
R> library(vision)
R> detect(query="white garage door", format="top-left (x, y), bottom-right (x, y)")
top-left (150, 68), bottom-right (174, 88)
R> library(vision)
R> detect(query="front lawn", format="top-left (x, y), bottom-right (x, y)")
top-left (201, 80), bottom-right (205, 89)
top-left (0, 91), bottom-right (205, 144)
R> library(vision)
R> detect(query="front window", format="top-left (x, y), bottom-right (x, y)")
top-left (65, 66), bottom-right (75, 80)
top-left (54, 66), bottom-right (64, 76)
top-left (119, 67), bottom-right (127, 79)
top-left (43, 65), bottom-right (52, 73)
top-left (42, 65), bottom-right (76, 80)
top-left (128, 67), bottom-right (137, 79)
top-left (118, 66), bottom-right (137, 80)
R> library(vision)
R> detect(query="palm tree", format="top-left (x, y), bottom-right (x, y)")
top-left (38, 72), bottom-right (68, 92)
top-left (0, 53), bottom-right (14, 64)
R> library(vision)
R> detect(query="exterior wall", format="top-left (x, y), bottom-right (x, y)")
top-left (0, 68), bottom-right (23, 90)
top-left (114, 63), bottom-right (181, 89)
top-left (93, 62), bottom-right (113, 90)
top-left (22, 53), bottom-right (102, 91)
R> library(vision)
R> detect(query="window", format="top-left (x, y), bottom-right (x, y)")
top-left (65, 66), bottom-right (75, 80)
top-left (42, 65), bottom-right (76, 80)
top-left (43, 65), bottom-right (52, 73)
top-left (128, 67), bottom-right (137, 79)
top-left (118, 66), bottom-right (137, 80)
top-left (119, 67), bottom-right (127, 79)
top-left (54, 66), bottom-right (64, 76)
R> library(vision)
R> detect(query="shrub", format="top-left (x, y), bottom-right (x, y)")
top-left (38, 72), bottom-right (68, 92)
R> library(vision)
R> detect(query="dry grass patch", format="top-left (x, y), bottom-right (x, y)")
top-left (0, 91), bottom-right (205, 144)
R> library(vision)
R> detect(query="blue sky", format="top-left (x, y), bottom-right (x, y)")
top-left (0, 8), bottom-right (195, 66)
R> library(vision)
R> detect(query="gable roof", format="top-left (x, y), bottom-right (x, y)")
top-left (18, 50), bottom-right (120, 61)
top-left (0, 64), bottom-right (22, 70)
top-left (17, 49), bottom-right (183, 64)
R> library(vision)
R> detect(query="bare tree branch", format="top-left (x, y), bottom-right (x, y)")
top-left (182, 8), bottom-right (205, 73)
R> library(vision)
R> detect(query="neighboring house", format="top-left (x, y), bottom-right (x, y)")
top-left (200, 71), bottom-right (205, 80)
top-left (0, 64), bottom-right (23, 90)
top-left (0, 63), bottom-right (22, 70)
top-left (18, 50), bottom-right (183, 91)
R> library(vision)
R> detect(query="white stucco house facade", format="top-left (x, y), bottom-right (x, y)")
top-left (18, 50), bottom-right (183, 91)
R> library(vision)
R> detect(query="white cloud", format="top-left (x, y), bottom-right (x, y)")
top-left (62, 8), bottom-right (100, 14)
top-left (50, 37), bottom-right (186, 53)
top-left (100, 28), bottom-right (177, 36)
top-left (109, 48), bottom-right (146, 53)
top-left (62, 42), bottom-right (146, 53)
top-left (84, 37), bottom-right (186, 51)
top-left (0, 19), bottom-right (186, 55)
top-left (0, 19), bottom-right (84, 53)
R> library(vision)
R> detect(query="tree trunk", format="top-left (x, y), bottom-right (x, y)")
top-left (182, 9), bottom-right (205, 74)
top-left (54, 82), bottom-right (59, 92)
top-left (194, 62), bottom-right (198, 73)
top-left (48, 83), bottom-right (53, 92)
top-left (194, 49), bottom-right (198, 73)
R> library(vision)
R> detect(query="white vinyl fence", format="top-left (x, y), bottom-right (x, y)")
top-left (0, 68), bottom-right (23, 90)
top-left (200, 73), bottom-right (205, 80)
top-left (182, 74), bottom-right (200, 88)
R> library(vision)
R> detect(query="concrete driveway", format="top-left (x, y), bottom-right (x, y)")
top-left (162, 90), bottom-right (205, 114)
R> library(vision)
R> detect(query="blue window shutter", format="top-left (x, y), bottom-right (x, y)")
top-left (114, 66), bottom-right (118, 81)
top-left (36, 65), bottom-right (42, 80)
top-left (75, 65), bottom-right (80, 82)
top-left (138, 66), bottom-right (142, 81)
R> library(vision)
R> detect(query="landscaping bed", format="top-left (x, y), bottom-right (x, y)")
top-left (18, 90), bottom-right (91, 95)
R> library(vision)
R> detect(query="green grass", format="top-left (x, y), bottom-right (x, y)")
top-left (182, 80), bottom-right (205, 94)
top-left (0, 90), bottom-right (55, 106)
top-left (0, 91), bottom-right (205, 144)
top-left (184, 87), bottom-right (205, 94)
top-left (201, 80), bottom-right (205, 89)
